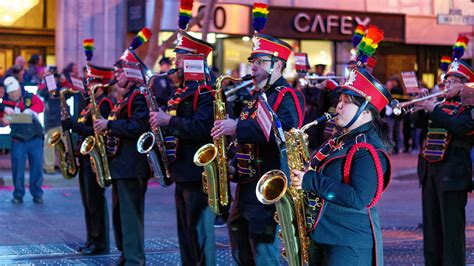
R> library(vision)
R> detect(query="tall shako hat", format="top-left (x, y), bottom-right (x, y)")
top-left (83, 38), bottom-right (114, 85)
top-left (340, 25), bottom-right (393, 128)
top-left (174, 0), bottom-right (213, 57)
top-left (446, 36), bottom-right (473, 83)
top-left (248, 3), bottom-right (293, 88)
top-left (248, 3), bottom-right (292, 62)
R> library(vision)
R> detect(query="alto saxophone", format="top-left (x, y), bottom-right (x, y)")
top-left (255, 112), bottom-right (337, 266)
top-left (136, 70), bottom-right (176, 187)
top-left (48, 88), bottom-right (79, 179)
top-left (193, 74), bottom-right (254, 214)
top-left (80, 83), bottom-right (113, 188)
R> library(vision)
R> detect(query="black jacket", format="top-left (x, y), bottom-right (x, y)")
top-left (107, 88), bottom-right (150, 179)
top-left (166, 82), bottom-right (214, 183)
top-left (413, 99), bottom-right (474, 191)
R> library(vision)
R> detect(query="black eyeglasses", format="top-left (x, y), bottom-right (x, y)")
top-left (249, 59), bottom-right (272, 66)
top-left (443, 79), bottom-right (461, 86)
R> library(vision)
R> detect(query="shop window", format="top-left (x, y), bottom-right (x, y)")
top-left (421, 73), bottom-right (435, 89)
top-left (300, 40), bottom-right (334, 75)
top-left (0, 0), bottom-right (55, 29)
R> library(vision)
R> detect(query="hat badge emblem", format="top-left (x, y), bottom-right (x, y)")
top-left (450, 61), bottom-right (459, 72)
top-left (252, 36), bottom-right (261, 51)
top-left (345, 69), bottom-right (357, 86)
top-left (177, 33), bottom-right (183, 46)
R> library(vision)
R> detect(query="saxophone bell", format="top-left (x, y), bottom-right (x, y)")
top-left (193, 144), bottom-right (221, 214)
top-left (48, 131), bottom-right (62, 147)
top-left (80, 136), bottom-right (95, 155)
top-left (137, 131), bottom-right (155, 154)
top-left (137, 131), bottom-right (172, 187)
top-left (256, 169), bottom-right (287, 205)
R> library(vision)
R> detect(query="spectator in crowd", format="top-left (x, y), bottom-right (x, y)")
top-left (24, 54), bottom-right (44, 85)
top-left (4, 56), bottom-right (26, 78)
top-left (38, 66), bottom-right (62, 174)
top-left (386, 75), bottom-right (405, 154)
top-left (2, 76), bottom-right (45, 204)
top-left (151, 57), bottom-right (176, 109)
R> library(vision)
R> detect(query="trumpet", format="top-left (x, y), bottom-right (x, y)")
top-left (299, 74), bottom-right (344, 88)
top-left (392, 89), bottom-right (447, 116)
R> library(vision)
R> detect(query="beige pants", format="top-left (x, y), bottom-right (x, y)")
top-left (43, 126), bottom-right (61, 172)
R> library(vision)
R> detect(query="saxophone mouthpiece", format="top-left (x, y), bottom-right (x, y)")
top-left (241, 74), bottom-right (255, 81)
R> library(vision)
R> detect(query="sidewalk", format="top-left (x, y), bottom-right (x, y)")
top-left (1, 152), bottom-right (473, 265)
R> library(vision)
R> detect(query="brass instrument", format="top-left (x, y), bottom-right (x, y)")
top-left (80, 83), bottom-right (113, 188)
top-left (48, 88), bottom-right (79, 179)
top-left (136, 70), bottom-right (177, 187)
top-left (224, 79), bottom-right (255, 97)
top-left (392, 89), bottom-right (447, 116)
top-left (194, 74), bottom-right (254, 214)
top-left (299, 74), bottom-right (345, 88)
top-left (256, 112), bottom-right (338, 266)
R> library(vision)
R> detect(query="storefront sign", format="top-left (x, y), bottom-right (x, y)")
top-left (161, 2), bottom-right (250, 35)
top-left (127, 0), bottom-right (146, 32)
top-left (438, 8), bottom-right (474, 26)
top-left (263, 7), bottom-right (405, 42)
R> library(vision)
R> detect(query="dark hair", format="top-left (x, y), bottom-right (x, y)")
top-left (275, 58), bottom-right (287, 71)
top-left (63, 62), bottom-right (75, 74)
top-left (28, 54), bottom-right (41, 65)
top-left (388, 75), bottom-right (402, 87)
top-left (349, 94), bottom-right (393, 150)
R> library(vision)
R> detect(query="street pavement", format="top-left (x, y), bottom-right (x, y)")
top-left (0, 152), bottom-right (474, 265)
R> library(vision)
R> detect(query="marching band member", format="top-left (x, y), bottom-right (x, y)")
top-left (212, 3), bottom-right (305, 264)
top-left (92, 29), bottom-right (152, 265)
top-left (149, 2), bottom-right (216, 264)
top-left (63, 61), bottom-right (114, 255)
top-left (414, 36), bottom-right (474, 266)
top-left (62, 40), bottom-right (113, 255)
top-left (291, 25), bottom-right (392, 265)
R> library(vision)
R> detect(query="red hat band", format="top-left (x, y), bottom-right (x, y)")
top-left (341, 68), bottom-right (391, 111)
top-left (175, 32), bottom-right (213, 57)
top-left (87, 64), bottom-right (114, 84)
top-left (250, 33), bottom-right (292, 61)
top-left (446, 60), bottom-right (474, 83)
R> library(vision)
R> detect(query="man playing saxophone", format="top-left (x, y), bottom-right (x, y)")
top-left (62, 63), bottom-right (114, 255)
top-left (149, 3), bottom-right (216, 263)
top-left (212, 4), bottom-right (305, 263)
top-left (93, 32), bottom-right (152, 265)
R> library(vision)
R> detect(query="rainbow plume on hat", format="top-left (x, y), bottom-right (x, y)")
top-left (178, 0), bottom-right (194, 30)
top-left (440, 56), bottom-right (451, 72)
top-left (129, 28), bottom-right (152, 50)
top-left (83, 39), bottom-right (94, 61)
top-left (252, 3), bottom-right (269, 33)
top-left (352, 25), bottom-right (366, 48)
top-left (452, 36), bottom-right (469, 60)
top-left (356, 25), bottom-right (384, 64)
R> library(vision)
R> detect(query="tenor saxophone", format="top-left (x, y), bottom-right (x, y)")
top-left (48, 88), bottom-right (79, 179)
top-left (136, 70), bottom-right (176, 187)
top-left (80, 83), bottom-right (113, 188)
top-left (255, 112), bottom-right (337, 266)
top-left (193, 74), bottom-right (254, 214)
